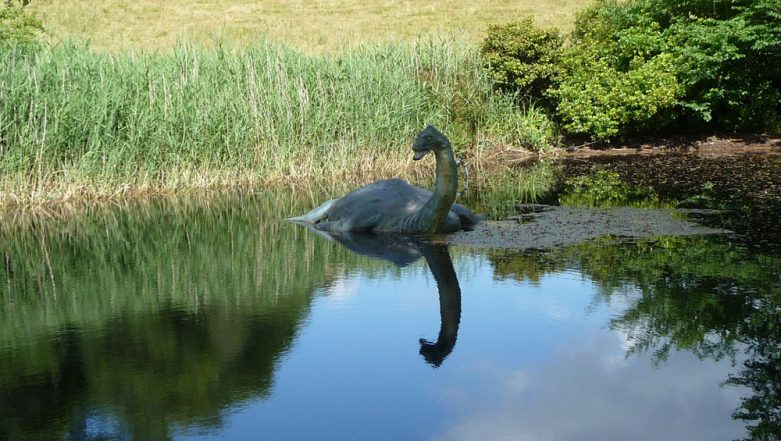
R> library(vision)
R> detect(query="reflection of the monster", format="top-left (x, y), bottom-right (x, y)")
top-left (306, 227), bottom-right (461, 367)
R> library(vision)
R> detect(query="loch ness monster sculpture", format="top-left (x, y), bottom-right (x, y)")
top-left (289, 125), bottom-right (481, 233)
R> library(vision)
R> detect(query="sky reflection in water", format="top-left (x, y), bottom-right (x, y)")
top-left (1, 195), bottom-right (773, 441)
top-left (178, 240), bottom-right (746, 441)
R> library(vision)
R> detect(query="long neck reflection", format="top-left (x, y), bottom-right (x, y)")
top-left (308, 229), bottom-right (462, 367)
top-left (418, 245), bottom-right (461, 367)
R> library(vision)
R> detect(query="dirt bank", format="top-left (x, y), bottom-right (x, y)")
top-left (502, 135), bottom-right (781, 163)
top-left (441, 206), bottom-right (728, 250)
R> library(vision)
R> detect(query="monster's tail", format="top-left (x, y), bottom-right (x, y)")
top-left (287, 199), bottom-right (335, 224)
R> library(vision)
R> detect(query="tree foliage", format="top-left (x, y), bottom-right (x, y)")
top-left (552, 48), bottom-right (680, 138)
top-left (569, 0), bottom-right (781, 134)
top-left (481, 0), bottom-right (781, 138)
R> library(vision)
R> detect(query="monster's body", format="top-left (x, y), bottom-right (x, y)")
top-left (290, 126), bottom-right (480, 233)
top-left (297, 179), bottom-right (479, 233)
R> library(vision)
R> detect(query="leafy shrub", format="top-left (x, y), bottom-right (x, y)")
top-left (0, 2), bottom-right (43, 45)
top-left (480, 19), bottom-right (563, 101)
top-left (565, 0), bottom-right (781, 134)
top-left (552, 49), bottom-right (680, 138)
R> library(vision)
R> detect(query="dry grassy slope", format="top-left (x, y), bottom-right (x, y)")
top-left (27, 0), bottom-right (591, 52)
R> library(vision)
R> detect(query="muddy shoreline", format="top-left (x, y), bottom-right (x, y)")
top-left (441, 205), bottom-right (729, 250)
top-left (504, 135), bottom-right (781, 163)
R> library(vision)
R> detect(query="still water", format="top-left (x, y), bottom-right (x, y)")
top-left (1, 188), bottom-right (780, 441)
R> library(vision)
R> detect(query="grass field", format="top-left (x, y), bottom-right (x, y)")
top-left (27, 0), bottom-right (592, 52)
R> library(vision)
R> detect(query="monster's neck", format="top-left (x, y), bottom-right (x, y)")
top-left (417, 143), bottom-right (458, 233)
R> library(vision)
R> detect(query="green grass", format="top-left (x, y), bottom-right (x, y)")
top-left (26, 0), bottom-right (592, 53)
top-left (0, 37), bottom-right (557, 207)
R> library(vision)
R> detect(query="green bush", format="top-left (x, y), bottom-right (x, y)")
top-left (552, 48), bottom-right (680, 138)
top-left (480, 19), bottom-right (563, 100)
top-left (482, 0), bottom-right (781, 139)
top-left (566, 0), bottom-right (781, 134)
top-left (0, 3), bottom-right (43, 45)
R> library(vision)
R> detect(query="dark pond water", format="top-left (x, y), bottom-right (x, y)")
top-left (2, 152), bottom-right (780, 441)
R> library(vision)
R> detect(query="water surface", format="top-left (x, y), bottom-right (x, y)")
top-left (2, 189), bottom-right (779, 441)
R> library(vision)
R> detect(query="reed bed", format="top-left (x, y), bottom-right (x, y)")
top-left (1, 37), bottom-right (551, 208)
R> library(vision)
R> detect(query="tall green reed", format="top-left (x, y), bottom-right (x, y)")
top-left (1, 36), bottom-right (545, 199)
